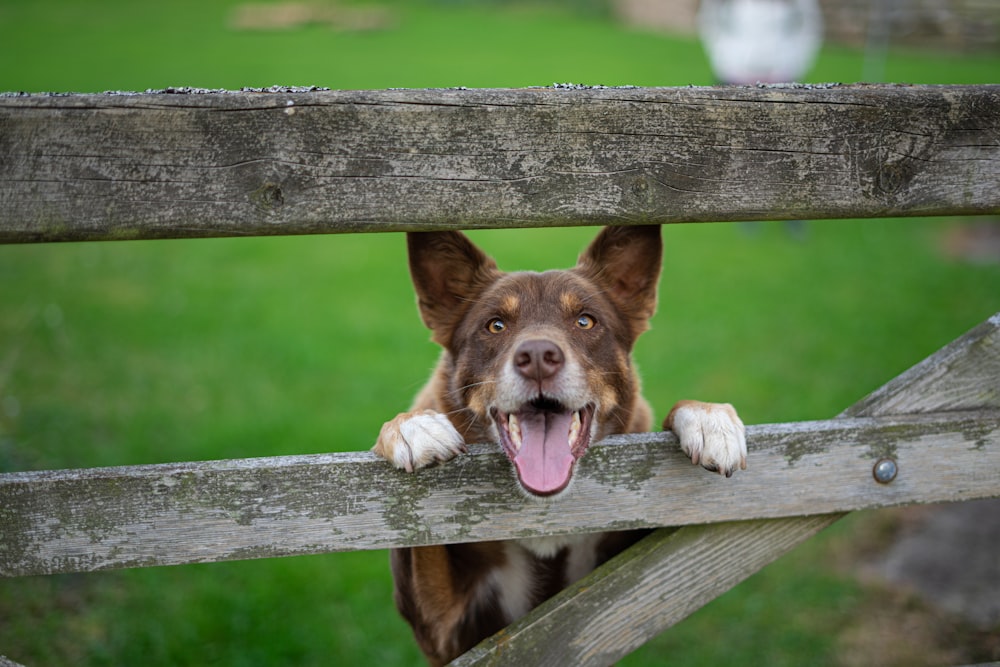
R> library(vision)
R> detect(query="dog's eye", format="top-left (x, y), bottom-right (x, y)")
top-left (576, 314), bottom-right (596, 330)
top-left (487, 318), bottom-right (506, 334)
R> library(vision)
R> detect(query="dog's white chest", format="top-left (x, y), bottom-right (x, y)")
top-left (519, 533), bottom-right (603, 584)
top-left (486, 544), bottom-right (537, 623)
top-left (484, 534), bottom-right (603, 624)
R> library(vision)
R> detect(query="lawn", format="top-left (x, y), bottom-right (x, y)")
top-left (1, 1), bottom-right (999, 665)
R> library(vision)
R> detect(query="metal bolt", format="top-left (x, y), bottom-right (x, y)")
top-left (873, 458), bottom-right (898, 484)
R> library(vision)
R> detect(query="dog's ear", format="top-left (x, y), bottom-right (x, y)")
top-left (576, 224), bottom-right (662, 324)
top-left (407, 231), bottom-right (501, 346)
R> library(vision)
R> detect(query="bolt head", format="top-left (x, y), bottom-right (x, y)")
top-left (873, 458), bottom-right (898, 484)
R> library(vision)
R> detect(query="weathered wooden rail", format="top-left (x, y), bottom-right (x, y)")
top-left (1, 84), bottom-right (998, 243)
top-left (3, 406), bottom-right (999, 577)
top-left (1, 84), bottom-right (999, 666)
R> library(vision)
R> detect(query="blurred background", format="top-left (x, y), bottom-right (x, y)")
top-left (1, 0), bottom-right (999, 664)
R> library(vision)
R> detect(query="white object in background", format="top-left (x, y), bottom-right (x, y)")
top-left (699, 0), bottom-right (823, 84)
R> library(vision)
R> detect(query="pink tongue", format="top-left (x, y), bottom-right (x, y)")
top-left (512, 410), bottom-right (576, 496)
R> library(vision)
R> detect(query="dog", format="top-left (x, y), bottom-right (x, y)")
top-left (372, 225), bottom-right (746, 665)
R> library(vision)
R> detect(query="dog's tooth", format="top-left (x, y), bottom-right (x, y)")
top-left (509, 414), bottom-right (522, 451)
top-left (569, 411), bottom-right (581, 443)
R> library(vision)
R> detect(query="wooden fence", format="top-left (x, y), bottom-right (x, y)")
top-left (1, 84), bottom-right (999, 665)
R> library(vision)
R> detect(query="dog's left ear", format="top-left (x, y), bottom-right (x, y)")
top-left (576, 224), bottom-right (662, 324)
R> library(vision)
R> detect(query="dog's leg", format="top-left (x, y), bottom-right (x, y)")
top-left (664, 400), bottom-right (747, 477)
top-left (373, 409), bottom-right (467, 472)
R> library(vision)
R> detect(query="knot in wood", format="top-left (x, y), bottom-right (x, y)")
top-left (877, 162), bottom-right (905, 195)
top-left (252, 182), bottom-right (285, 210)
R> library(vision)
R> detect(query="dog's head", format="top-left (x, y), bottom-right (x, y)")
top-left (407, 225), bottom-right (662, 496)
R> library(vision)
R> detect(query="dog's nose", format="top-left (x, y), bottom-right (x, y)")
top-left (514, 339), bottom-right (564, 382)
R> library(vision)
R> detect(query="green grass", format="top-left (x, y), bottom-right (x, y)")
top-left (3, 0), bottom-right (1000, 92)
top-left (2, 1), bottom-right (999, 665)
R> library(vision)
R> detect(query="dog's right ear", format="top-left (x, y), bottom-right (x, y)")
top-left (407, 231), bottom-right (501, 347)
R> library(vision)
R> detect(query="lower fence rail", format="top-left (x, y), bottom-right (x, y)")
top-left (1, 409), bottom-right (998, 578)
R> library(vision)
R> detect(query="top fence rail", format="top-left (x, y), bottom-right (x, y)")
top-left (2, 84), bottom-right (999, 243)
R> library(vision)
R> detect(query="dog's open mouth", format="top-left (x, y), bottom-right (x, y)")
top-left (492, 399), bottom-right (595, 497)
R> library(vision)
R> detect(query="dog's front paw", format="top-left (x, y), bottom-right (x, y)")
top-left (373, 409), bottom-right (467, 472)
top-left (664, 400), bottom-right (747, 477)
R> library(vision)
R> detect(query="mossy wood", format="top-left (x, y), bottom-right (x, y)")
top-left (1, 84), bottom-right (998, 243)
top-left (2, 315), bottom-right (998, 582)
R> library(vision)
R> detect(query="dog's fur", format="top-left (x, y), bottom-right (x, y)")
top-left (373, 225), bottom-right (746, 665)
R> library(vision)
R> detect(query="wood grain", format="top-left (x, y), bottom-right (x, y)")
top-left (2, 84), bottom-right (998, 243)
top-left (843, 313), bottom-right (1000, 418)
top-left (1, 408), bottom-right (996, 577)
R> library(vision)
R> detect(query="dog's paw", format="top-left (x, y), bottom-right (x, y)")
top-left (665, 400), bottom-right (747, 477)
top-left (373, 409), bottom-right (467, 473)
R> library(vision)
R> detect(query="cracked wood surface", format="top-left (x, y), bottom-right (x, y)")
top-left (2, 84), bottom-right (999, 243)
top-left (2, 408), bottom-right (998, 577)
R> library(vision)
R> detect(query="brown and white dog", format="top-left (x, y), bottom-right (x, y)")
top-left (373, 225), bottom-right (746, 665)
